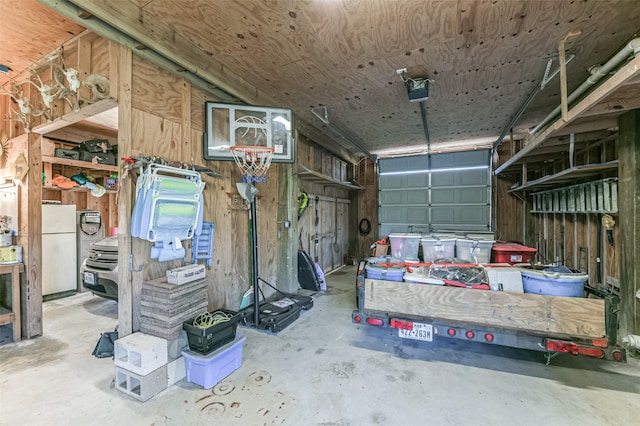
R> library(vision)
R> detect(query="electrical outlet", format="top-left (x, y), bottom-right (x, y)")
top-left (396, 68), bottom-right (407, 75)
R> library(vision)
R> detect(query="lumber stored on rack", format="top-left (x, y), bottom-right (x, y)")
top-left (364, 279), bottom-right (606, 339)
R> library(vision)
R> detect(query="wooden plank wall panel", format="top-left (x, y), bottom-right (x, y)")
top-left (130, 108), bottom-right (181, 157)
top-left (364, 279), bottom-right (606, 338)
top-left (356, 158), bottom-right (378, 259)
top-left (131, 56), bottom-right (183, 124)
top-left (295, 136), bottom-right (351, 272)
top-left (90, 36), bottom-right (111, 78)
top-left (564, 213), bottom-right (575, 270)
top-left (256, 165), bottom-right (280, 287)
top-left (494, 176), bottom-right (523, 243)
top-left (529, 212), bottom-right (620, 287)
top-left (190, 86), bottom-right (279, 308)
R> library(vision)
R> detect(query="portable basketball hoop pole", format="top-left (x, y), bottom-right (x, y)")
top-left (232, 146), bottom-right (274, 329)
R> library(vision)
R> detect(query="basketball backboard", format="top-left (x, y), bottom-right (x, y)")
top-left (203, 102), bottom-right (294, 163)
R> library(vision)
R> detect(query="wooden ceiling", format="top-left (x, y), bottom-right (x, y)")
top-left (2, 0), bottom-right (640, 158)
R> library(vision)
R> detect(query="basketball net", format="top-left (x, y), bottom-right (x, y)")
top-left (230, 146), bottom-right (274, 184)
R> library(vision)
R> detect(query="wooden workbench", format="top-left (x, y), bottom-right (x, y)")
top-left (0, 262), bottom-right (24, 342)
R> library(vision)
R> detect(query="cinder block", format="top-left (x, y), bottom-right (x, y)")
top-left (167, 356), bottom-right (186, 386)
top-left (114, 332), bottom-right (168, 376)
top-left (167, 330), bottom-right (189, 362)
top-left (115, 364), bottom-right (168, 402)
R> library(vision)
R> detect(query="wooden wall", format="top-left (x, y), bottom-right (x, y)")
top-left (495, 138), bottom-right (621, 292)
top-left (353, 157), bottom-right (378, 260)
top-left (2, 30), bottom-right (365, 337)
top-left (0, 31), bottom-right (118, 337)
top-left (296, 136), bottom-right (351, 272)
top-left (493, 143), bottom-right (525, 243)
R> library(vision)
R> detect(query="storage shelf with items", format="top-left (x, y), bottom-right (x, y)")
top-left (295, 164), bottom-right (362, 190)
top-left (493, 52), bottom-right (640, 296)
top-left (41, 136), bottom-right (117, 189)
top-left (38, 130), bottom-right (118, 234)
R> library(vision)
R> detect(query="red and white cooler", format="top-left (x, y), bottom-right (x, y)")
top-left (491, 243), bottom-right (537, 265)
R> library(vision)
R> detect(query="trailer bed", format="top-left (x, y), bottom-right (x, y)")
top-left (364, 279), bottom-right (606, 340)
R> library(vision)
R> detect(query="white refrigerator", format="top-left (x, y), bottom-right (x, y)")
top-left (42, 204), bottom-right (77, 296)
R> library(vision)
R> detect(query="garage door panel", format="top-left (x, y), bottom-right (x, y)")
top-left (431, 189), bottom-right (455, 204)
top-left (459, 170), bottom-right (488, 185)
top-left (406, 207), bottom-right (429, 223)
top-left (431, 173), bottom-right (455, 187)
top-left (458, 187), bottom-right (488, 204)
top-left (379, 155), bottom-right (428, 173)
top-left (379, 150), bottom-right (491, 234)
top-left (380, 174), bottom-right (428, 190)
top-left (380, 190), bottom-right (429, 205)
top-left (379, 207), bottom-right (408, 223)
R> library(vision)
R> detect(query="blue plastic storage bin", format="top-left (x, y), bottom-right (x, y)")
top-left (182, 334), bottom-right (245, 389)
top-left (365, 264), bottom-right (406, 281)
top-left (520, 268), bottom-right (588, 297)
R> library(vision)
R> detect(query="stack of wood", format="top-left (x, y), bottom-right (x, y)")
top-left (140, 276), bottom-right (208, 340)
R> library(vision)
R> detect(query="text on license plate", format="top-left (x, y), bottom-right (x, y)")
top-left (84, 271), bottom-right (96, 285)
top-left (398, 322), bottom-right (433, 342)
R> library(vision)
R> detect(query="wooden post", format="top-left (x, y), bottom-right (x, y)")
top-left (24, 133), bottom-right (43, 338)
top-left (618, 109), bottom-right (640, 339)
top-left (115, 43), bottom-right (134, 337)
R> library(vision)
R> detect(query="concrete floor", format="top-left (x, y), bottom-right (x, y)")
top-left (1, 265), bottom-right (639, 425)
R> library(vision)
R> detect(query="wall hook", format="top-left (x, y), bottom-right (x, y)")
top-left (128, 254), bottom-right (143, 272)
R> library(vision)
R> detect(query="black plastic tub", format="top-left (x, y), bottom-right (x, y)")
top-left (183, 309), bottom-right (242, 355)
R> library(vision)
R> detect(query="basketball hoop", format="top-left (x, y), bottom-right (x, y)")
top-left (230, 146), bottom-right (275, 183)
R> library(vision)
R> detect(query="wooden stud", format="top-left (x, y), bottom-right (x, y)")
top-left (618, 109), bottom-right (640, 338)
top-left (116, 44), bottom-right (134, 337)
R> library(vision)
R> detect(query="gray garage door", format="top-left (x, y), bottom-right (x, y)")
top-left (378, 150), bottom-right (492, 236)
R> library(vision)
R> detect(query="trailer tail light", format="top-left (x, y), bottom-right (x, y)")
top-left (465, 331), bottom-right (475, 339)
top-left (591, 338), bottom-right (608, 348)
top-left (546, 340), bottom-right (604, 358)
top-left (613, 350), bottom-right (624, 361)
top-left (353, 315), bottom-right (362, 323)
top-left (390, 319), bottom-right (412, 330)
top-left (366, 317), bottom-right (384, 326)
top-left (546, 340), bottom-right (578, 354)
top-left (577, 347), bottom-right (604, 358)
top-left (484, 333), bottom-right (494, 342)
top-left (447, 328), bottom-right (456, 336)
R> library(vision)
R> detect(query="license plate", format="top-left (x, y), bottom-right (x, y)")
top-left (398, 322), bottom-right (433, 342)
top-left (84, 271), bottom-right (96, 285)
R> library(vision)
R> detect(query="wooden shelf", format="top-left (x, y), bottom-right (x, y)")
top-left (32, 98), bottom-right (118, 135)
top-left (509, 161), bottom-right (618, 192)
top-left (496, 54), bottom-right (640, 176)
top-left (295, 165), bottom-right (362, 190)
top-left (42, 155), bottom-right (118, 173)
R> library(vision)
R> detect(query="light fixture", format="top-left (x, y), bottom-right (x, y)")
top-left (379, 165), bottom-right (489, 176)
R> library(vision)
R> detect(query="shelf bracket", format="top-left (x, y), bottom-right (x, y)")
top-left (128, 254), bottom-right (143, 272)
